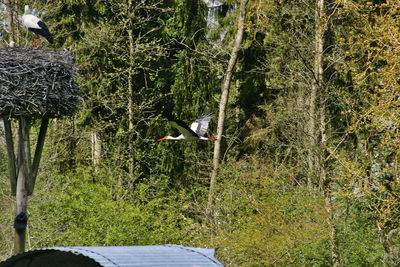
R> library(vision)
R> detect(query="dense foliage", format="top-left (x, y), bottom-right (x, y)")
top-left (1, 0), bottom-right (400, 265)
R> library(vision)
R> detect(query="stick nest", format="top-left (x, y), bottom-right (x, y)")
top-left (0, 48), bottom-right (81, 118)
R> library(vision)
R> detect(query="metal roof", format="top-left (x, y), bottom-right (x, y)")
top-left (0, 245), bottom-right (223, 267)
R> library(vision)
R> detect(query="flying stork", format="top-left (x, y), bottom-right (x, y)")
top-left (22, 5), bottom-right (54, 48)
top-left (158, 114), bottom-right (216, 141)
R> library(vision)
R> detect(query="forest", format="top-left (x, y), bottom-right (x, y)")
top-left (1, 0), bottom-right (400, 266)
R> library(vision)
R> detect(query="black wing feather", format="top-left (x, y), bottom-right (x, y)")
top-left (169, 120), bottom-right (199, 138)
top-left (35, 20), bottom-right (53, 43)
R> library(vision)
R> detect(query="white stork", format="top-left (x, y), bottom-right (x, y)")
top-left (158, 114), bottom-right (216, 141)
top-left (22, 5), bottom-right (54, 48)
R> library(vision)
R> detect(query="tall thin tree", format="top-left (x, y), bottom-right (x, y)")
top-left (207, 0), bottom-right (249, 216)
top-left (314, 0), bottom-right (341, 265)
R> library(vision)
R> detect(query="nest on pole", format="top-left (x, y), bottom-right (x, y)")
top-left (0, 48), bottom-right (81, 118)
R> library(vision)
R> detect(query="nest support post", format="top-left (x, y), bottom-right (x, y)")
top-left (10, 116), bottom-right (49, 254)
top-left (13, 116), bottom-right (30, 254)
top-left (3, 117), bottom-right (17, 195)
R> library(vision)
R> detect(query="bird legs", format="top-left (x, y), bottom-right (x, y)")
top-left (33, 34), bottom-right (42, 49)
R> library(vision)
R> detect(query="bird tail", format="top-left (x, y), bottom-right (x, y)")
top-left (44, 33), bottom-right (54, 44)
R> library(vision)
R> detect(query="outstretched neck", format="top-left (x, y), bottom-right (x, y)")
top-left (24, 5), bottom-right (30, 15)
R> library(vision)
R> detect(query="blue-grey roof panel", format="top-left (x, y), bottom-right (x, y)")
top-left (0, 245), bottom-right (223, 267)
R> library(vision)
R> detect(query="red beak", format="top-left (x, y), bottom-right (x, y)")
top-left (158, 138), bottom-right (166, 141)
top-left (209, 138), bottom-right (217, 141)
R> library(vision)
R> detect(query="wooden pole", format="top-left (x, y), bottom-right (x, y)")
top-left (13, 117), bottom-right (30, 254)
top-left (29, 117), bottom-right (49, 195)
top-left (13, 165), bottom-right (27, 254)
top-left (4, 116), bottom-right (49, 254)
top-left (3, 117), bottom-right (17, 195)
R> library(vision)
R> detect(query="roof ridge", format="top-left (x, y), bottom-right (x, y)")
top-left (164, 244), bottom-right (222, 266)
top-left (56, 247), bottom-right (119, 267)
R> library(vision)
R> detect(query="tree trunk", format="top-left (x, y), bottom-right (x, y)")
top-left (128, 0), bottom-right (135, 177)
top-left (315, 0), bottom-right (325, 182)
top-left (6, 0), bottom-right (15, 44)
top-left (207, 0), bottom-right (248, 216)
top-left (324, 191), bottom-right (341, 267)
top-left (307, 2), bottom-right (321, 186)
top-left (314, 0), bottom-right (341, 265)
top-left (307, 91), bottom-right (316, 186)
top-left (91, 130), bottom-right (101, 170)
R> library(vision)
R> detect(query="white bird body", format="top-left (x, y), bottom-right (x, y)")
top-left (161, 134), bottom-right (208, 141)
top-left (22, 14), bottom-right (41, 29)
top-left (158, 114), bottom-right (216, 141)
top-left (22, 5), bottom-right (53, 48)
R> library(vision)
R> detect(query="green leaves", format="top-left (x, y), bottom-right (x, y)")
top-left (28, 167), bottom-right (197, 247)
top-left (207, 157), bottom-right (331, 266)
